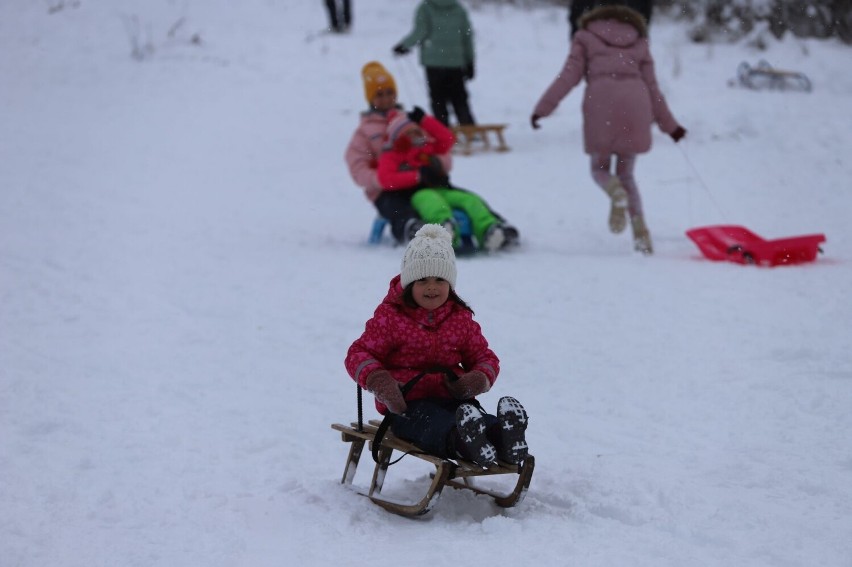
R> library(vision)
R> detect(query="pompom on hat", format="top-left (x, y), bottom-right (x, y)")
top-left (362, 61), bottom-right (397, 104)
top-left (400, 224), bottom-right (457, 289)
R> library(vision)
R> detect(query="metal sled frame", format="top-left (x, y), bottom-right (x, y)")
top-left (331, 420), bottom-right (535, 518)
top-left (737, 60), bottom-right (812, 92)
top-left (369, 209), bottom-right (475, 247)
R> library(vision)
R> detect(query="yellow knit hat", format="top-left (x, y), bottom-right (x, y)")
top-left (362, 61), bottom-right (397, 104)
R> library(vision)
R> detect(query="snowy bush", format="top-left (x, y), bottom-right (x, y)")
top-left (687, 0), bottom-right (851, 44)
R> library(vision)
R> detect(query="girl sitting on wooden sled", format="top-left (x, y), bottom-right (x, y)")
top-left (377, 109), bottom-right (515, 252)
top-left (344, 224), bottom-right (529, 467)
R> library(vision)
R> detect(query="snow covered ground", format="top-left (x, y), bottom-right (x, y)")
top-left (2, 1), bottom-right (851, 565)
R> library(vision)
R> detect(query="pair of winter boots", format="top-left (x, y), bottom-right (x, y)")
top-left (604, 178), bottom-right (653, 255)
top-left (455, 397), bottom-right (529, 468)
top-left (481, 222), bottom-right (521, 252)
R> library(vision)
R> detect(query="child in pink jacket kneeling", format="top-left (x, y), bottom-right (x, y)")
top-left (345, 224), bottom-right (529, 467)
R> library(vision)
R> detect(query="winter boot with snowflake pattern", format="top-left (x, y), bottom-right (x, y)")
top-left (455, 403), bottom-right (497, 468)
top-left (497, 396), bottom-right (529, 464)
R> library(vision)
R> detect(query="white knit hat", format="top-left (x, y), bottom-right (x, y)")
top-left (400, 224), bottom-right (457, 289)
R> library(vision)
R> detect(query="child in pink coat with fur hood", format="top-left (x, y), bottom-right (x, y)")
top-left (345, 224), bottom-right (529, 467)
top-left (531, 4), bottom-right (687, 255)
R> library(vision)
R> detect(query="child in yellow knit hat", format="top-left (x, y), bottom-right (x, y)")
top-left (361, 61), bottom-right (397, 105)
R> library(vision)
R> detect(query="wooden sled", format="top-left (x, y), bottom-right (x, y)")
top-left (451, 124), bottom-right (510, 155)
top-left (331, 420), bottom-right (535, 518)
top-left (686, 225), bottom-right (826, 267)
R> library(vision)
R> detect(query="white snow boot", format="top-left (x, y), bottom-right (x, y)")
top-left (631, 214), bottom-right (653, 255)
top-left (604, 177), bottom-right (628, 234)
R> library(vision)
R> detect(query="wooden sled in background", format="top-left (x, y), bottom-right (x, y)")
top-left (451, 123), bottom-right (510, 155)
top-left (331, 420), bottom-right (535, 518)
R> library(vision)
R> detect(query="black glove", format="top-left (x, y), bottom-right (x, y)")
top-left (530, 114), bottom-right (542, 130)
top-left (419, 165), bottom-right (449, 188)
top-left (407, 106), bottom-right (425, 124)
top-left (670, 126), bottom-right (686, 142)
top-left (393, 44), bottom-right (410, 55)
top-left (464, 63), bottom-right (475, 81)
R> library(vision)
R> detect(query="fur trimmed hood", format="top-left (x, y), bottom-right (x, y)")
top-left (579, 5), bottom-right (648, 38)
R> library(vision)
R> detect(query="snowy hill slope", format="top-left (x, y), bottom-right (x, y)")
top-left (2, 1), bottom-right (851, 566)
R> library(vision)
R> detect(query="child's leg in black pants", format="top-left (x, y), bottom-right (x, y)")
top-left (374, 188), bottom-right (420, 243)
top-left (392, 398), bottom-right (499, 459)
top-left (391, 399), bottom-right (458, 458)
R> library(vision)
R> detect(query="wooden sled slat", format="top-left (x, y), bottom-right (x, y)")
top-left (451, 124), bottom-right (510, 155)
top-left (331, 421), bottom-right (534, 517)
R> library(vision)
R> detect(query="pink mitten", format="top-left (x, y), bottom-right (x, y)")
top-left (445, 370), bottom-right (491, 399)
top-left (366, 370), bottom-right (407, 414)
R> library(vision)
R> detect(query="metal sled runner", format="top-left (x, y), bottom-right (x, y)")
top-left (331, 420), bottom-right (535, 518)
top-left (686, 225), bottom-right (825, 267)
top-left (737, 60), bottom-right (812, 92)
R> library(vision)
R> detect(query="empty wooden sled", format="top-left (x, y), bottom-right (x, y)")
top-left (686, 225), bottom-right (826, 267)
top-left (331, 420), bottom-right (534, 518)
top-left (452, 123), bottom-right (510, 155)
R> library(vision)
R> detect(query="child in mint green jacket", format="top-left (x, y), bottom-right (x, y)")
top-left (392, 0), bottom-right (477, 127)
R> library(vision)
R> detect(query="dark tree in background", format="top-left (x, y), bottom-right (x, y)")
top-left (479, 0), bottom-right (852, 44)
top-left (686, 0), bottom-right (852, 44)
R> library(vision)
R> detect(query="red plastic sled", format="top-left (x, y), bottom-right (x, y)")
top-left (686, 225), bottom-right (825, 267)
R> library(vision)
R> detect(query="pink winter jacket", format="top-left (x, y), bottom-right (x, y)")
top-left (533, 6), bottom-right (679, 155)
top-left (344, 109), bottom-right (392, 202)
top-left (345, 275), bottom-right (499, 415)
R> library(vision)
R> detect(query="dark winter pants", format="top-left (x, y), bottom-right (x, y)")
top-left (425, 67), bottom-right (475, 127)
top-left (391, 398), bottom-right (498, 459)
top-left (374, 188), bottom-right (420, 242)
top-left (324, 0), bottom-right (351, 32)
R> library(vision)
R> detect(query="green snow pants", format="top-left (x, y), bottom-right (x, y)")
top-left (410, 187), bottom-right (498, 247)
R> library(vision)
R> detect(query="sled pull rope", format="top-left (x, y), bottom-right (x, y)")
top-left (393, 56), bottom-right (430, 110)
top-left (357, 383), bottom-right (364, 432)
top-left (677, 143), bottom-right (729, 221)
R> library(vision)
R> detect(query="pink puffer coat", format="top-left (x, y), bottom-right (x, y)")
top-left (344, 109), bottom-right (390, 202)
top-left (345, 275), bottom-right (499, 414)
top-left (533, 5), bottom-right (679, 155)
